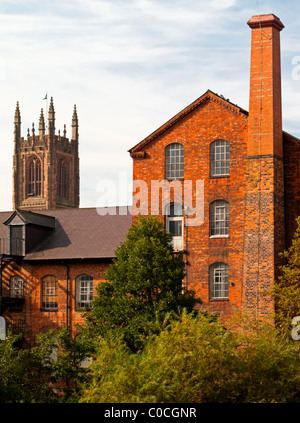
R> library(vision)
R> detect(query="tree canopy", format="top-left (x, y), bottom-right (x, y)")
top-left (272, 216), bottom-right (300, 332)
top-left (85, 215), bottom-right (200, 351)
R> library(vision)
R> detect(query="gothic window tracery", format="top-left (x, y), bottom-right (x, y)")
top-left (27, 157), bottom-right (41, 197)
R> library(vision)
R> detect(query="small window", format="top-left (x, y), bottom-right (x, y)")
top-left (166, 203), bottom-right (184, 251)
top-left (10, 225), bottom-right (24, 256)
top-left (27, 157), bottom-right (42, 197)
top-left (10, 276), bottom-right (23, 298)
top-left (165, 143), bottom-right (184, 179)
top-left (210, 200), bottom-right (229, 237)
top-left (41, 276), bottom-right (58, 311)
top-left (209, 263), bottom-right (229, 299)
top-left (76, 274), bottom-right (93, 310)
top-left (210, 140), bottom-right (230, 177)
top-left (58, 158), bottom-right (68, 199)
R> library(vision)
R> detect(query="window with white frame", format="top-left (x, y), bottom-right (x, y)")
top-left (209, 263), bottom-right (229, 299)
top-left (76, 274), bottom-right (93, 309)
top-left (41, 275), bottom-right (58, 310)
top-left (210, 140), bottom-right (230, 177)
top-left (210, 200), bottom-right (229, 237)
top-left (10, 276), bottom-right (23, 298)
top-left (166, 203), bottom-right (184, 251)
top-left (165, 143), bottom-right (184, 179)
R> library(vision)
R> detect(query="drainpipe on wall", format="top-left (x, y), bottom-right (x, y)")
top-left (0, 258), bottom-right (3, 315)
top-left (184, 207), bottom-right (189, 290)
top-left (62, 261), bottom-right (70, 332)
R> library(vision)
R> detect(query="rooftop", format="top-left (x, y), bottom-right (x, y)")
top-left (0, 207), bottom-right (132, 261)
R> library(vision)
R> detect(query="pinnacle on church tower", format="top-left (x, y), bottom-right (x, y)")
top-left (48, 96), bottom-right (55, 131)
top-left (12, 98), bottom-right (80, 211)
top-left (14, 101), bottom-right (21, 125)
top-left (39, 108), bottom-right (45, 136)
top-left (72, 104), bottom-right (79, 141)
top-left (14, 102), bottom-right (21, 142)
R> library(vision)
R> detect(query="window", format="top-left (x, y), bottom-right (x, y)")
top-left (58, 158), bottom-right (68, 199)
top-left (210, 200), bottom-right (229, 237)
top-left (10, 225), bottom-right (24, 256)
top-left (41, 276), bottom-right (58, 311)
top-left (166, 203), bottom-right (184, 250)
top-left (76, 274), bottom-right (93, 309)
top-left (165, 143), bottom-right (184, 179)
top-left (209, 263), bottom-right (229, 299)
top-left (27, 157), bottom-right (42, 197)
top-left (210, 140), bottom-right (230, 177)
top-left (10, 276), bottom-right (23, 298)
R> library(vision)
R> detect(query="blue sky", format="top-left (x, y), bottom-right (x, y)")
top-left (0, 0), bottom-right (299, 211)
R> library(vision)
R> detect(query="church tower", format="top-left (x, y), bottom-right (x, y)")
top-left (12, 97), bottom-right (80, 211)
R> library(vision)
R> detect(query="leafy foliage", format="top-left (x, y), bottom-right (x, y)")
top-left (0, 331), bottom-right (57, 403)
top-left (85, 216), bottom-right (200, 351)
top-left (272, 216), bottom-right (300, 332)
top-left (80, 311), bottom-right (300, 403)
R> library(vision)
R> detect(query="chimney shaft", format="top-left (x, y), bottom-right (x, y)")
top-left (247, 14), bottom-right (284, 157)
top-left (242, 14), bottom-right (286, 318)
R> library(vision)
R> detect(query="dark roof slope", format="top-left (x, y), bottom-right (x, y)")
top-left (0, 207), bottom-right (132, 261)
top-left (4, 209), bottom-right (56, 228)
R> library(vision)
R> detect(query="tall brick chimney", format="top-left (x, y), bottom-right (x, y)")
top-left (247, 14), bottom-right (284, 157)
top-left (242, 14), bottom-right (285, 318)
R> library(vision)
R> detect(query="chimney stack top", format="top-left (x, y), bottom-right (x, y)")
top-left (247, 14), bottom-right (284, 31)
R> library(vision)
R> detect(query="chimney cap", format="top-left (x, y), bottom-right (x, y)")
top-left (247, 14), bottom-right (284, 31)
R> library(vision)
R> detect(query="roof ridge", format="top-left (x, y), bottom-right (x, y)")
top-left (129, 90), bottom-right (248, 154)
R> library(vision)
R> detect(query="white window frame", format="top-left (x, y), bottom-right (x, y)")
top-left (76, 274), bottom-right (93, 310)
top-left (210, 200), bottom-right (229, 237)
top-left (210, 140), bottom-right (230, 177)
top-left (41, 276), bottom-right (58, 311)
top-left (166, 203), bottom-right (184, 251)
top-left (209, 263), bottom-right (229, 300)
top-left (165, 143), bottom-right (184, 180)
top-left (10, 276), bottom-right (23, 298)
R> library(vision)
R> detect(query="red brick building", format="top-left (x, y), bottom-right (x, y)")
top-left (0, 207), bottom-right (131, 342)
top-left (129, 14), bottom-right (299, 319)
top-left (0, 13), bottom-right (299, 342)
top-left (0, 100), bottom-right (132, 342)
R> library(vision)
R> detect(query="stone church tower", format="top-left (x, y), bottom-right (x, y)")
top-left (12, 97), bottom-right (80, 211)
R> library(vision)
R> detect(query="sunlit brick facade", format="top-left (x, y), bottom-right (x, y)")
top-left (129, 14), bottom-right (300, 319)
top-left (0, 14), bottom-right (299, 344)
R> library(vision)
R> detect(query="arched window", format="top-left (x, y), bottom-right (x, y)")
top-left (41, 275), bottom-right (58, 311)
top-left (27, 157), bottom-right (41, 197)
top-left (10, 276), bottom-right (23, 298)
top-left (166, 203), bottom-right (184, 250)
top-left (76, 274), bottom-right (93, 310)
top-left (210, 140), bottom-right (230, 177)
top-left (165, 143), bottom-right (184, 179)
top-left (209, 200), bottom-right (229, 237)
top-left (58, 158), bottom-right (68, 199)
top-left (209, 263), bottom-right (229, 299)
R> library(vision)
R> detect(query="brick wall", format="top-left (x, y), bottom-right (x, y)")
top-left (1, 260), bottom-right (110, 343)
top-left (132, 92), bottom-right (248, 319)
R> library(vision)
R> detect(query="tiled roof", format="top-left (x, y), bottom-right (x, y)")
top-left (0, 207), bottom-right (132, 260)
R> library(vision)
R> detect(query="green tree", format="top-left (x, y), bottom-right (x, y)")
top-left (48, 327), bottom-right (95, 401)
top-left (80, 311), bottom-right (238, 403)
top-left (0, 331), bottom-right (57, 403)
top-left (85, 215), bottom-right (200, 351)
top-left (272, 216), bottom-right (300, 332)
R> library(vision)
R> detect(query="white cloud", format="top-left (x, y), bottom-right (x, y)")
top-left (0, 0), bottom-right (299, 211)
